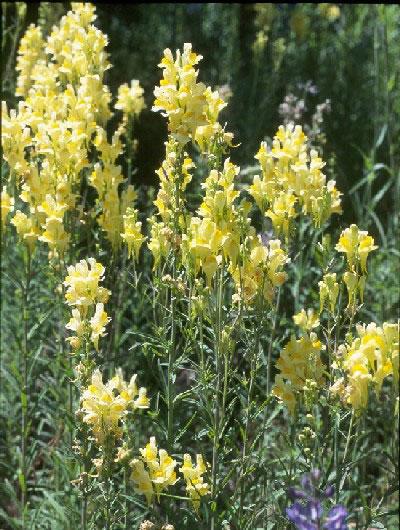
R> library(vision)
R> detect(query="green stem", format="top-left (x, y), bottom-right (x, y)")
top-left (167, 147), bottom-right (184, 450)
top-left (340, 410), bottom-right (355, 492)
top-left (21, 246), bottom-right (31, 522)
top-left (167, 254), bottom-right (176, 450)
top-left (266, 287), bottom-right (281, 395)
top-left (211, 266), bottom-right (223, 530)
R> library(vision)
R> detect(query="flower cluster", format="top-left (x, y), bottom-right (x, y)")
top-left (287, 469), bottom-right (348, 530)
top-left (64, 258), bottom-right (111, 351)
top-left (272, 333), bottom-right (325, 414)
top-left (2, 3), bottom-right (145, 258)
top-left (336, 224), bottom-right (377, 273)
top-left (331, 321), bottom-right (399, 411)
top-left (147, 138), bottom-right (193, 266)
top-left (121, 207), bottom-right (146, 261)
top-left (318, 273), bottom-right (339, 314)
top-left (335, 224), bottom-right (377, 309)
top-left (250, 124), bottom-right (342, 237)
top-left (15, 24), bottom-right (45, 98)
top-left (153, 43), bottom-right (208, 145)
top-left (293, 308), bottom-right (320, 332)
top-left (153, 43), bottom-right (232, 154)
top-left (179, 453), bottom-right (210, 511)
top-left (194, 86), bottom-right (233, 159)
top-left (182, 159), bottom-right (241, 282)
top-left (115, 79), bottom-right (146, 118)
top-left (230, 237), bottom-right (289, 305)
top-left (130, 437), bottom-right (178, 505)
top-left (81, 368), bottom-right (149, 444)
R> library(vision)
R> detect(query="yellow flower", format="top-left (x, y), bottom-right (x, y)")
top-left (15, 24), bottom-right (45, 98)
top-left (180, 454), bottom-right (210, 511)
top-left (318, 272), bottom-right (339, 314)
top-left (2, 101), bottom-right (31, 177)
top-left (81, 367), bottom-right (150, 444)
top-left (121, 207), bottom-right (145, 261)
top-left (131, 438), bottom-right (178, 504)
top-left (11, 211), bottom-right (40, 251)
top-left (250, 124), bottom-right (342, 236)
top-left (115, 80), bottom-right (146, 117)
top-left (334, 321), bottom-right (399, 411)
top-left (131, 459), bottom-right (154, 505)
top-left (81, 369), bottom-right (127, 443)
top-left (293, 309), bottom-right (320, 332)
top-left (64, 258), bottom-right (110, 313)
top-left (272, 333), bottom-right (325, 413)
top-left (266, 191), bottom-right (297, 236)
top-left (153, 43), bottom-right (208, 145)
top-left (272, 375), bottom-right (296, 415)
top-left (335, 224), bottom-right (378, 273)
top-left (1, 187), bottom-right (14, 225)
top-left (230, 237), bottom-right (289, 305)
top-left (109, 368), bottom-right (150, 410)
top-left (65, 308), bottom-right (86, 350)
top-left (89, 303), bottom-right (111, 351)
top-left (147, 219), bottom-right (172, 269)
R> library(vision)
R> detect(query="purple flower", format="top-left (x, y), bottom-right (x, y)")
top-left (324, 505), bottom-right (348, 530)
top-left (286, 471), bottom-right (348, 530)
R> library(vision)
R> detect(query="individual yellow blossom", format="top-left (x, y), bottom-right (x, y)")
top-left (89, 303), bottom-right (111, 351)
top-left (343, 271), bottom-right (366, 309)
top-left (1, 187), bottom-right (14, 225)
top-left (115, 80), bottom-right (146, 117)
top-left (131, 437), bottom-right (178, 504)
top-left (96, 184), bottom-right (137, 250)
top-left (65, 308), bottom-right (86, 350)
top-left (153, 43), bottom-right (208, 144)
top-left (335, 224), bottom-right (378, 273)
top-left (272, 333), bottom-right (325, 414)
top-left (179, 454), bottom-right (210, 511)
top-left (272, 375), bottom-right (297, 415)
top-left (121, 207), bottom-right (145, 260)
top-left (131, 459), bottom-right (154, 505)
top-left (109, 368), bottom-right (150, 410)
top-left (198, 159), bottom-right (240, 227)
top-left (147, 219), bottom-right (173, 269)
top-left (318, 272), bottom-right (339, 314)
top-left (10, 211), bottom-right (40, 251)
top-left (90, 161), bottom-right (125, 200)
top-left (39, 220), bottom-right (70, 257)
top-left (293, 309), bottom-right (320, 332)
top-left (93, 125), bottom-right (124, 165)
